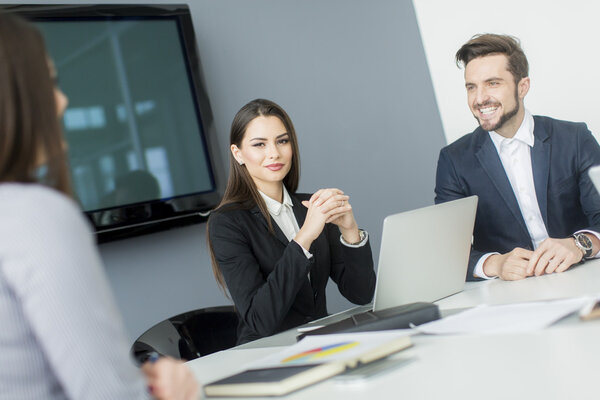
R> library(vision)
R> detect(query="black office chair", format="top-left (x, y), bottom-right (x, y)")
top-left (131, 305), bottom-right (239, 365)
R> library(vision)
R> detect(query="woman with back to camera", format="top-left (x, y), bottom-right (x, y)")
top-left (208, 99), bottom-right (376, 344)
top-left (0, 13), bottom-right (197, 399)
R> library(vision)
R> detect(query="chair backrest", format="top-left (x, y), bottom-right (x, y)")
top-left (131, 305), bottom-right (238, 364)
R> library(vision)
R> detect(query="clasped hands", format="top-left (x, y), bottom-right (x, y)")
top-left (295, 188), bottom-right (360, 249)
top-left (483, 237), bottom-right (585, 281)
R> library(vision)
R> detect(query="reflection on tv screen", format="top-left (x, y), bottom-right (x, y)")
top-left (37, 18), bottom-right (215, 212)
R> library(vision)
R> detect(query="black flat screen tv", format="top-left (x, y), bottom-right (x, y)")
top-left (3, 4), bottom-right (220, 242)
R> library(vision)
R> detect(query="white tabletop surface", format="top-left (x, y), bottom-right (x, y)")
top-left (436, 260), bottom-right (600, 310)
top-left (188, 259), bottom-right (600, 399)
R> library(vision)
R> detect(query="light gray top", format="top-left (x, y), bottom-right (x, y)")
top-left (0, 184), bottom-right (148, 399)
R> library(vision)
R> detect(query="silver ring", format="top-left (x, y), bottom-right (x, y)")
top-left (340, 200), bottom-right (344, 207)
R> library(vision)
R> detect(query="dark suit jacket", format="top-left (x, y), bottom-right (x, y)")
top-left (208, 193), bottom-right (376, 344)
top-left (435, 115), bottom-right (600, 281)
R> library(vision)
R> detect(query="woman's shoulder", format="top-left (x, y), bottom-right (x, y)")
top-left (208, 202), bottom-right (254, 228)
top-left (211, 201), bottom-right (252, 216)
top-left (0, 183), bottom-right (89, 234)
top-left (0, 183), bottom-right (78, 213)
top-left (0, 184), bottom-right (94, 258)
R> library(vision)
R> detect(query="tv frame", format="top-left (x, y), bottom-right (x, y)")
top-left (2, 4), bottom-right (221, 243)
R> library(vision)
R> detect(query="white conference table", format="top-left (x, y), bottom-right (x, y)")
top-left (188, 260), bottom-right (600, 400)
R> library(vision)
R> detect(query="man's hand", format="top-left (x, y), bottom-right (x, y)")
top-left (483, 248), bottom-right (533, 280)
top-left (526, 237), bottom-right (583, 276)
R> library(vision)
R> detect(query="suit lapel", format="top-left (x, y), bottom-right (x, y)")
top-left (290, 194), bottom-right (317, 291)
top-left (531, 118), bottom-right (550, 226)
top-left (252, 194), bottom-right (315, 308)
top-left (291, 195), bottom-right (308, 227)
top-left (291, 195), bottom-right (315, 255)
top-left (250, 206), bottom-right (288, 246)
top-left (474, 130), bottom-right (530, 238)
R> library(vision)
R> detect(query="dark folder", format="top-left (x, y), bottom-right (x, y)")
top-left (297, 302), bottom-right (440, 340)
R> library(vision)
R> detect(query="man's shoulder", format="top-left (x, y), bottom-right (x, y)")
top-left (533, 115), bottom-right (589, 136)
top-left (440, 126), bottom-right (485, 157)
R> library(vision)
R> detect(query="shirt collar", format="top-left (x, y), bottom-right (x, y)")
top-left (489, 109), bottom-right (535, 149)
top-left (258, 185), bottom-right (293, 216)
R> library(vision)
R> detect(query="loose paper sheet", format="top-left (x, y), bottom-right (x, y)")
top-left (413, 297), bottom-right (589, 335)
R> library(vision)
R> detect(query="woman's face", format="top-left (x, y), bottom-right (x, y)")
top-left (231, 115), bottom-right (293, 192)
top-left (36, 59), bottom-right (69, 167)
top-left (54, 87), bottom-right (68, 117)
top-left (48, 59), bottom-right (68, 117)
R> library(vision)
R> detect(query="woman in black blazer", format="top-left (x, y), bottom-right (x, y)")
top-left (208, 99), bottom-right (376, 344)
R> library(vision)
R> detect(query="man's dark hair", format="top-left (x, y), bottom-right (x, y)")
top-left (455, 33), bottom-right (529, 84)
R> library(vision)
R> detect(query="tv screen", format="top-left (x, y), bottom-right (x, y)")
top-left (4, 4), bottom-right (220, 242)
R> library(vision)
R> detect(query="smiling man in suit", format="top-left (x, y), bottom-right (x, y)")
top-left (435, 33), bottom-right (600, 281)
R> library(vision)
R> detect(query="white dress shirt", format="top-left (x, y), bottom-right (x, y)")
top-left (474, 110), bottom-right (599, 279)
top-left (491, 111), bottom-right (549, 247)
top-left (259, 187), bottom-right (312, 259)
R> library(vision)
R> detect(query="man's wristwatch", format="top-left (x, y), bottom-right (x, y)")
top-left (572, 233), bottom-right (593, 259)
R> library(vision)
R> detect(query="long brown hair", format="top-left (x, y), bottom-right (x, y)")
top-left (208, 99), bottom-right (301, 294)
top-left (0, 13), bottom-right (71, 195)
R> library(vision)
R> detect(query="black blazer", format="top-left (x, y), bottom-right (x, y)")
top-left (435, 115), bottom-right (600, 281)
top-left (208, 193), bottom-right (376, 344)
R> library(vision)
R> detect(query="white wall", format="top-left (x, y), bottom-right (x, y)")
top-left (413, 0), bottom-right (600, 144)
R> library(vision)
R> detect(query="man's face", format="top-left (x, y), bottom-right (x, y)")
top-left (464, 54), bottom-right (528, 137)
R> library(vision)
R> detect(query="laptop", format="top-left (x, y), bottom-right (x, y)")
top-left (372, 195), bottom-right (478, 310)
top-left (298, 196), bottom-right (478, 338)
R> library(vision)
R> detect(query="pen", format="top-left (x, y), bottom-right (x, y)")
top-left (146, 351), bottom-right (161, 396)
top-left (147, 351), bottom-right (161, 363)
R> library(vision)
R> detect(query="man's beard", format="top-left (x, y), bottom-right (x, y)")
top-left (474, 88), bottom-right (520, 132)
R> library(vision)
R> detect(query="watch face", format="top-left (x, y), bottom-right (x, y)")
top-left (578, 234), bottom-right (593, 250)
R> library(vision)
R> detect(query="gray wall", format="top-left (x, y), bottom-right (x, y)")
top-left (11, 0), bottom-right (446, 342)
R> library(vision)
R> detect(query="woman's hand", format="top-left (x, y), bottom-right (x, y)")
top-left (295, 188), bottom-right (359, 249)
top-left (318, 189), bottom-right (360, 243)
top-left (142, 357), bottom-right (199, 400)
